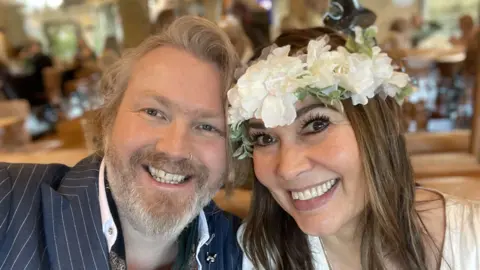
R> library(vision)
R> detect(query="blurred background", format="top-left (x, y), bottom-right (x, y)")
top-left (0, 0), bottom-right (480, 217)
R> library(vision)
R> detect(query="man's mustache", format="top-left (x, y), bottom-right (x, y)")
top-left (129, 146), bottom-right (209, 180)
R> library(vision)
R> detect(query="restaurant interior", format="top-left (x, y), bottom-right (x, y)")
top-left (0, 0), bottom-right (479, 218)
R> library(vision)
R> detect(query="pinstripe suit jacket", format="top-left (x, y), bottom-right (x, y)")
top-left (0, 156), bottom-right (243, 270)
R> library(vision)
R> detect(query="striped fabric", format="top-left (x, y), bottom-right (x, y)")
top-left (0, 155), bottom-right (243, 270)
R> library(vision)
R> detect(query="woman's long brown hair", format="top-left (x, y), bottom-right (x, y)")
top-left (241, 27), bottom-right (440, 269)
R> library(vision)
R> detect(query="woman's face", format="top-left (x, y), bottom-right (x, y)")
top-left (249, 97), bottom-right (367, 236)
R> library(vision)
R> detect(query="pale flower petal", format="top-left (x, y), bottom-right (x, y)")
top-left (258, 94), bottom-right (298, 128)
top-left (270, 45), bottom-right (291, 58)
top-left (227, 86), bottom-right (241, 107)
top-left (307, 36), bottom-right (331, 67)
top-left (382, 83), bottom-right (400, 97)
top-left (261, 96), bottom-right (286, 128)
top-left (351, 93), bottom-right (369, 105)
top-left (388, 72), bottom-right (409, 88)
top-left (228, 107), bottom-right (244, 125)
top-left (354, 26), bottom-right (364, 44)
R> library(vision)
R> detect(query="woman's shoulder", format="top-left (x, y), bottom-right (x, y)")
top-left (237, 223), bottom-right (259, 270)
top-left (416, 188), bottom-right (480, 268)
top-left (236, 223), bottom-right (246, 249)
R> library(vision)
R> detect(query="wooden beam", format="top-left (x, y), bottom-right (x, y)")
top-left (117, 0), bottom-right (151, 48)
top-left (470, 30), bottom-right (480, 159)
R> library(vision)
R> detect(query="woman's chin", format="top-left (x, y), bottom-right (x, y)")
top-left (293, 215), bottom-right (341, 237)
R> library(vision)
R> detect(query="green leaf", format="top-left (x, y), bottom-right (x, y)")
top-left (295, 90), bottom-right (308, 101)
top-left (358, 45), bottom-right (373, 57)
top-left (233, 146), bottom-right (245, 158)
top-left (345, 36), bottom-right (357, 53)
top-left (328, 90), bottom-right (342, 99)
top-left (364, 28), bottom-right (377, 40)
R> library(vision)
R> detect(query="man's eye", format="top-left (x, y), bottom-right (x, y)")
top-left (199, 124), bottom-right (216, 132)
top-left (142, 109), bottom-right (166, 120)
top-left (145, 109), bottom-right (158, 116)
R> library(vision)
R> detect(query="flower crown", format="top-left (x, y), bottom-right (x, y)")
top-left (228, 26), bottom-right (414, 159)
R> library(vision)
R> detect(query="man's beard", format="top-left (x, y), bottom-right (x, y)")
top-left (104, 144), bottom-right (224, 237)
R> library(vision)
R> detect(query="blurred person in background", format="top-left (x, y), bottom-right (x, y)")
top-left (98, 36), bottom-right (121, 71)
top-left (219, 15), bottom-right (254, 64)
top-left (230, 0), bottom-right (270, 52)
top-left (7, 45), bottom-right (31, 75)
top-left (451, 14), bottom-right (478, 47)
top-left (410, 14), bottom-right (441, 47)
top-left (74, 37), bottom-right (96, 68)
top-left (152, 9), bottom-right (176, 34)
top-left (382, 18), bottom-right (412, 51)
top-left (27, 40), bottom-right (53, 105)
top-left (0, 28), bottom-right (7, 66)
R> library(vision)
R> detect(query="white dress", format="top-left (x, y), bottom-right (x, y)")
top-left (238, 195), bottom-right (480, 269)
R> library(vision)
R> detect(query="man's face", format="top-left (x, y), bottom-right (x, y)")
top-left (105, 46), bottom-right (228, 236)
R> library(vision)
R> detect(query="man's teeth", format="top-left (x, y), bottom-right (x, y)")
top-left (291, 178), bottom-right (338, 201)
top-left (148, 166), bottom-right (187, 184)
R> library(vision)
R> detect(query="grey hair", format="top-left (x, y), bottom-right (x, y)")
top-left (91, 15), bottom-right (245, 187)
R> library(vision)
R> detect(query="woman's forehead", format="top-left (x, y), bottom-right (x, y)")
top-left (248, 96), bottom-right (344, 128)
top-left (294, 96), bottom-right (343, 112)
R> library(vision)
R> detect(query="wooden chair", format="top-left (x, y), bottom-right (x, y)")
top-left (0, 99), bottom-right (31, 149)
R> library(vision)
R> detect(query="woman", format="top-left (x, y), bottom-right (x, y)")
top-left (228, 27), bottom-right (480, 269)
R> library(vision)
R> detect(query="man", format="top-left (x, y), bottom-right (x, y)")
top-left (29, 40), bottom-right (53, 100)
top-left (0, 16), bottom-right (242, 269)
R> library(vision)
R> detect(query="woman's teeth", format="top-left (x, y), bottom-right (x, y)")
top-left (148, 166), bottom-right (187, 185)
top-left (291, 178), bottom-right (338, 201)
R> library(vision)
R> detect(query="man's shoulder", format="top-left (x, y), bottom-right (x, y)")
top-left (203, 200), bottom-right (242, 231)
top-left (0, 155), bottom-right (102, 190)
top-left (0, 162), bottom-right (71, 189)
top-left (200, 201), bottom-right (244, 268)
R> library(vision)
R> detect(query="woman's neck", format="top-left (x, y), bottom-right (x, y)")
top-left (320, 215), bottom-right (363, 269)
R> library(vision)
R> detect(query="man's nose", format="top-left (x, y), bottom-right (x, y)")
top-left (155, 120), bottom-right (191, 160)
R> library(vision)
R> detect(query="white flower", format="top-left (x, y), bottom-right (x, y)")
top-left (381, 72), bottom-right (410, 97)
top-left (371, 46), bottom-right (394, 89)
top-left (229, 45), bottom-right (306, 127)
top-left (388, 72), bottom-right (409, 88)
top-left (306, 36), bottom-right (332, 67)
top-left (336, 48), bottom-right (375, 94)
top-left (354, 26), bottom-right (364, 44)
top-left (306, 50), bottom-right (347, 90)
top-left (227, 87), bottom-right (248, 124)
top-left (260, 93), bottom-right (298, 128)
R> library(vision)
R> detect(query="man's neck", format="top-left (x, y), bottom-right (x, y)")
top-left (120, 216), bottom-right (179, 270)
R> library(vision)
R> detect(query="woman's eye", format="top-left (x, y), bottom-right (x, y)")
top-left (302, 116), bottom-right (330, 134)
top-left (251, 133), bottom-right (276, 147)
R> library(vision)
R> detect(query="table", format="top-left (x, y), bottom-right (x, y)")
top-left (0, 116), bottom-right (22, 128)
top-left (0, 148), bottom-right (90, 167)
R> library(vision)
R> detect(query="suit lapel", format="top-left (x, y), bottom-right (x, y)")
top-left (41, 156), bottom-right (110, 270)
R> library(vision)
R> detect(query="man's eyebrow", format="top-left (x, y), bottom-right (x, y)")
top-left (141, 91), bottom-right (223, 119)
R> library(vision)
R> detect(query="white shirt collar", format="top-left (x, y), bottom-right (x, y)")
top-left (98, 159), bottom-right (211, 268)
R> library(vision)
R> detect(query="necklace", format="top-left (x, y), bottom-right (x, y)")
top-left (319, 237), bottom-right (334, 270)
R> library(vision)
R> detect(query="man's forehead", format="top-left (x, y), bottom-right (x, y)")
top-left (139, 91), bottom-right (225, 117)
